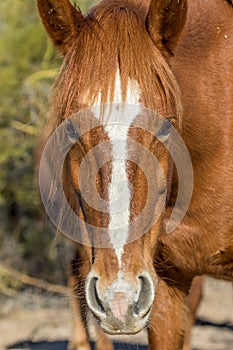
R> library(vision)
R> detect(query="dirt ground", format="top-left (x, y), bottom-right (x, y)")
top-left (0, 277), bottom-right (232, 350)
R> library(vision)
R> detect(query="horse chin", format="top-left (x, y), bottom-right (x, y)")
top-left (95, 313), bottom-right (149, 336)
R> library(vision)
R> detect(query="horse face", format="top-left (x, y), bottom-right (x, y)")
top-left (38, 0), bottom-right (187, 335)
top-left (68, 101), bottom-right (172, 333)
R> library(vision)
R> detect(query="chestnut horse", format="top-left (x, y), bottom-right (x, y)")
top-left (37, 0), bottom-right (233, 349)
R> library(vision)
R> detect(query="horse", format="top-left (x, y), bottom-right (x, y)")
top-left (37, 0), bottom-right (233, 349)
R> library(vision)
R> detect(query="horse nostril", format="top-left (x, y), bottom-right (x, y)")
top-left (86, 276), bottom-right (105, 316)
top-left (134, 275), bottom-right (154, 318)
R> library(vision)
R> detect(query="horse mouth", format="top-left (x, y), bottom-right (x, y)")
top-left (100, 324), bottom-right (144, 336)
top-left (96, 312), bottom-right (149, 336)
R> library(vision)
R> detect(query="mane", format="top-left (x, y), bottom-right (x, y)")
top-left (48, 0), bottom-right (183, 135)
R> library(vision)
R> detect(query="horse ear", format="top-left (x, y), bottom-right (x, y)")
top-left (146, 0), bottom-right (187, 54)
top-left (37, 0), bottom-right (84, 55)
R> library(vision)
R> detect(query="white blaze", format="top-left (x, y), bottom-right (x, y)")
top-left (92, 69), bottom-right (141, 267)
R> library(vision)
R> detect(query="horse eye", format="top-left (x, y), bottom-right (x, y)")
top-left (156, 119), bottom-right (172, 141)
top-left (66, 119), bottom-right (80, 144)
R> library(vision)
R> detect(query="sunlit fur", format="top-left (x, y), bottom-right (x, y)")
top-left (45, 0), bottom-right (183, 133)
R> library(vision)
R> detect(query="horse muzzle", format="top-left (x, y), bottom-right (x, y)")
top-left (85, 272), bottom-right (156, 334)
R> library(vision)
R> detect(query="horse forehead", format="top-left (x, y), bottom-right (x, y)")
top-left (83, 68), bottom-right (141, 119)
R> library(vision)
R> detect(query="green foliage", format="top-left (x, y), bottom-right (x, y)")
top-left (0, 0), bottom-right (97, 287)
top-left (78, 0), bottom-right (99, 13)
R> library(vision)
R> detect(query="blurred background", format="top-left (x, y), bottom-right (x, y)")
top-left (0, 0), bottom-right (97, 290)
top-left (0, 2), bottom-right (96, 348)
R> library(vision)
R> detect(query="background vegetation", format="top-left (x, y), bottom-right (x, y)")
top-left (0, 0), bottom-right (96, 292)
